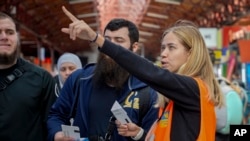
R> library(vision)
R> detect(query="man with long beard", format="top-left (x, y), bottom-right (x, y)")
top-left (47, 18), bottom-right (158, 141)
top-left (0, 12), bottom-right (56, 141)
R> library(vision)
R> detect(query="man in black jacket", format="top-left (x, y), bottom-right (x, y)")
top-left (0, 12), bottom-right (56, 141)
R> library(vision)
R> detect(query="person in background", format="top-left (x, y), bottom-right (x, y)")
top-left (231, 72), bottom-right (246, 89)
top-left (60, 6), bottom-right (224, 141)
top-left (0, 12), bottom-right (56, 141)
top-left (54, 52), bottom-right (82, 97)
top-left (215, 76), bottom-right (243, 141)
top-left (208, 48), bottom-right (244, 141)
top-left (47, 17), bottom-right (159, 141)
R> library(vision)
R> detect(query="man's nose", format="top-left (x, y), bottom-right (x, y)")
top-left (0, 32), bottom-right (7, 39)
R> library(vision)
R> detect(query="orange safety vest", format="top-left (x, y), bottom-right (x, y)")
top-left (146, 78), bottom-right (216, 141)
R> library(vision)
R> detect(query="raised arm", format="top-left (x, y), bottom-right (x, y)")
top-left (61, 6), bottom-right (104, 47)
top-left (61, 6), bottom-right (199, 108)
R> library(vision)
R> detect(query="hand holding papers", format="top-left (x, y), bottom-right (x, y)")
top-left (111, 101), bottom-right (131, 124)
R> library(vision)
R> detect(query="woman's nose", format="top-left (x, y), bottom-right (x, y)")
top-left (65, 69), bottom-right (72, 75)
top-left (161, 49), bottom-right (168, 57)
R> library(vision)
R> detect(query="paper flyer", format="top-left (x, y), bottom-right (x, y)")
top-left (111, 101), bottom-right (131, 124)
top-left (61, 124), bottom-right (80, 139)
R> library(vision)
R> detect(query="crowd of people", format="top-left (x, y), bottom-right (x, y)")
top-left (0, 5), bottom-right (248, 141)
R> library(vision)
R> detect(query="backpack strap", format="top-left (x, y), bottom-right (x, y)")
top-left (69, 72), bottom-right (82, 119)
top-left (0, 60), bottom-right (28, 91)
top-left (137, 86), bottom-right (151, 125)
top-left (69, 64), bottom-right (95, 119)
top-left (136, 86), bottom-right (151, 140)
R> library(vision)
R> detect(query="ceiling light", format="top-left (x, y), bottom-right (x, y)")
top-left (139, 38), bottom-right (147, 42)
top-left (155, 0), bottom-right (181, 5)
top-left (147, 12), bottom-right (168, 19)
top-left (77, 13), bottom-right (98, 18)
top-left (89, 23), bottom-right (98, 27)
top-left (69, 0), bottom-right (92, 4)
top-left (141, 22), bottom-right (160, 29)
top-left (139, 31), bottom-right (153, 36)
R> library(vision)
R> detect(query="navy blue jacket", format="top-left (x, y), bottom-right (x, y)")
top-left (47, 63), bottom-right (158, 141)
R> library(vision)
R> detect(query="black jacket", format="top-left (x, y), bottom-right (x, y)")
top-left (0, 58), bottom-right (56, 141)
top-left (99, 40), bottom-right (201, 141)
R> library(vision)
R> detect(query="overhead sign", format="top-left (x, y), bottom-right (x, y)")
top-left (238, 40), bottom-right (250, 63)
top-left (199, 28), bottom-right (218, 48)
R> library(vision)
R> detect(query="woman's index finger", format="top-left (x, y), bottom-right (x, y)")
top-left (62, 6), bottom-right (78, 22)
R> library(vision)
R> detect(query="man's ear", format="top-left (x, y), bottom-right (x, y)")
top-left (132, 42), bottom-right (139, 53)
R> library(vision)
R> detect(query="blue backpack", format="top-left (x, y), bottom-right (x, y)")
top-left (216, 78), bottom-right (244, 134)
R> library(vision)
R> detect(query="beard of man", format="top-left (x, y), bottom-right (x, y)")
top-left (0, 42), bottom-right (19, 65)
top-left (93, 53), bottom-right (129, 90)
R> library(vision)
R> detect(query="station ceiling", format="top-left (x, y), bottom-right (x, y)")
top-left (1, 0), bottom-right (250, 60)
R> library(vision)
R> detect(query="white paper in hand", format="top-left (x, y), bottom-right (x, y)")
top-left (111, 101), bottom-right (131, 124)
top-left (61, 124), bottom-right (80, 139)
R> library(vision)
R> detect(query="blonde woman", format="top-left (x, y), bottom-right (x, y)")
top-left (61, 6), bottom-right (224, 141)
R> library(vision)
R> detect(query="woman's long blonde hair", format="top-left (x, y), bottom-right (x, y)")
top-left (161, 20), bottom-right (223, 107)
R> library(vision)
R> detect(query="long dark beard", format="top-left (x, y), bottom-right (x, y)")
top-left (93, 53), bottom-right (129, 89)
top-left (0, 47), bottom-right (19, 65)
